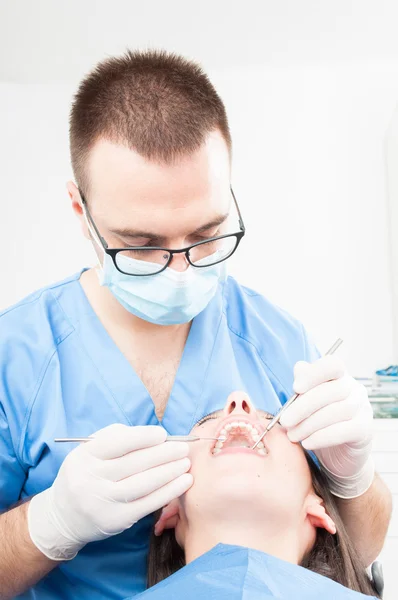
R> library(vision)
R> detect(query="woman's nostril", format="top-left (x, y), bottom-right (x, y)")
top-left (242, 400), bottom-right (250, 414)
top-left (228, 401), bottom-right (236, 413)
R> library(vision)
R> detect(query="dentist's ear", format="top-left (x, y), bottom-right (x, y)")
top-left (154, 499), bottom-right (181, 536)
top-left (306, 495), bottom-right (336, 534)
top-left (67, 181), bottom-right (90, 240)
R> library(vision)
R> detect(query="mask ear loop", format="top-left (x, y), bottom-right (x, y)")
top-left (81, 205), bottom-right (107, 274)
top-left (80, 207), bottom-right (114, 286)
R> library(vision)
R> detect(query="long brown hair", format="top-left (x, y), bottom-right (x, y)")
top-left (147, 453), bottom-right (378, 597)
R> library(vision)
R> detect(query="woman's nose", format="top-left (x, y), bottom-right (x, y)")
top-left (223, 391), bottom-right (257, 417)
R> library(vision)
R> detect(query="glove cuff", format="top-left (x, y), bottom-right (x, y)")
top-left (28, 488), bottom-right (82, 561)
top-left (319, 455), bottom-right (375, 499)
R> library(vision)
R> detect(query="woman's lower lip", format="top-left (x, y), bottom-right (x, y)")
top-left (212, 447), bottom-right (266, 457)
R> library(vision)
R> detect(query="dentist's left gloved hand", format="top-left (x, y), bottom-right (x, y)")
top-left (280, 356), bottom-right (375, 499)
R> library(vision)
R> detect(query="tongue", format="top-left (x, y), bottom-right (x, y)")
top-left (223, 434), bottom-right (251, 448)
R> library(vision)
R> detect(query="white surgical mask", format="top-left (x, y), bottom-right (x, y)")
top-left (96, 251), bottom-right (226, 325)
top-left (83, 208), bottom-right (227, 325)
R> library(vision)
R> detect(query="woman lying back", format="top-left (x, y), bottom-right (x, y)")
top-left (133, 392), bottom-right (380, 599)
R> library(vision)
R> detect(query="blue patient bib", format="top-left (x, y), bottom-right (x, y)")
top-left (133, 544), bottom-right (377, 600)
top-left (0, 270), bottom-right (319, 598)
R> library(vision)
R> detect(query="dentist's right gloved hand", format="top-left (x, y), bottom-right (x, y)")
top-left (28, 424), bottom-right (192, 561)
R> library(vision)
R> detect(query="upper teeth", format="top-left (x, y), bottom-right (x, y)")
top-left (212, 421), bottom-right (267, 456)
top-left (225, 421), bottom-right (257, 432)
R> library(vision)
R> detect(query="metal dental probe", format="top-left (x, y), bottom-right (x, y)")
top-left (54, 435), bottom-right (227, 443)
top-left (251, 338), bottom-right (344, 450)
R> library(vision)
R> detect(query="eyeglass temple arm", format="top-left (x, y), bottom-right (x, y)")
top-left (79, 190), bottom-right (109, 249)
top-left (230, 186), bottom-right (245, 232)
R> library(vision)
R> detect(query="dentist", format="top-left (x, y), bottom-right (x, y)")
top-left (0, 49), bottom-right (391, 599)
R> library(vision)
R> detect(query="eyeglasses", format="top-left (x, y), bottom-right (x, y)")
top-left (79, 186), bottom-right (245, 277)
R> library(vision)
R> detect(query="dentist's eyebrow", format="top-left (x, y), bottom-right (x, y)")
top-left (108, 228), bottom-right (163, 242)
top-left (192, 213), bottom-right (229, 234)
top-left (108, 214), bottom-right (229, 242)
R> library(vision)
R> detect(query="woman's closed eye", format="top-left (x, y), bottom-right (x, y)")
top-left (260, 412), bottom-right (284, 427)
top-left (196, 413), bottom-right (220, 426)
top-left (261, 412), bottom-right (274, 420)
top-left (196, 410), bottom-right (276, 427)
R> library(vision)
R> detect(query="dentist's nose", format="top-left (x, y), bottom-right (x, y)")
top-left (223, 391), bottom-right (257, 417)
top-left (168, 251), bottom-right (190, 272)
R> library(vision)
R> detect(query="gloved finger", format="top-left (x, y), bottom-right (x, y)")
top-left (85, 424), bottom-right (167, 460)
top-left (301, 417), bottom-right (373, 450)
top-left (280, 375), bottom-right (353, 428)
top-left (293, 355), bottom-right (346, 395)
top-left (111, 457), bottom-right (191, 502)
top-left (293, 361), bottom-right (310, 383)
top-left (122, 472), bottom-right (194, 526)
top-left (286, 392), bottom-right (361, 442)
top-left (99, 441), bottom-right (190, 482)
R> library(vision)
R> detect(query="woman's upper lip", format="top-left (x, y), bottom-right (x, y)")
top-left (214, 415), bottom-right (265, 440)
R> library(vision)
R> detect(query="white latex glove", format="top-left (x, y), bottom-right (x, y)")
top-left (280, 356), bottom-right (374, 499)
top-left (28, 424), bottom-right (193, 561)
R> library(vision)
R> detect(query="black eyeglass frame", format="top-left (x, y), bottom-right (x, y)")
top-left (80, 186), bottom-right (245, 277)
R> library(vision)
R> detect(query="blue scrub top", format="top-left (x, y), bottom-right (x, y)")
top-left (0, 270), bottom-right (319, 599)
top-left (132, 544), bottom-right (376, 600)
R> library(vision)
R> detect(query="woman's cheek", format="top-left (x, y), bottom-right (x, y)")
top-left (270, 433), bottom-right (305, 470)
top-left (188, 446), bottom-right (200, 471)
top-left (188, 443), bottom-right (210, 478)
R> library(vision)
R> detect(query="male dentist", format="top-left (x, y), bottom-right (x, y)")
top-left (0, 50), bottom-right (391, 599)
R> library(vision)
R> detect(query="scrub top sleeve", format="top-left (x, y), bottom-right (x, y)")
top-left (0, 401), bottom-right (26, 510)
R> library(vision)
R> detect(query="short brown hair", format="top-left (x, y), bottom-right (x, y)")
top-left (69, 49), bottom-right (232, 196)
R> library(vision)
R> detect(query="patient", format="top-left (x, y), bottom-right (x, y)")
top-left (142, 392), bottom-right (379, 598)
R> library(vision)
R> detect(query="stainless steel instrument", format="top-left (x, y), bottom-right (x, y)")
top-left (54, 435), bottom-right (226, 443)
top-left (251, 338), bottom-right (344, 449)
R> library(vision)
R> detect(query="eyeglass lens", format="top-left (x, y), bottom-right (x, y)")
top-left (115, 235), bottom-right (238, 275)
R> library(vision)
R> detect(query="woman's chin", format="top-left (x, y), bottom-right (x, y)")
top-left (187, 468), bottom-right (269, 507)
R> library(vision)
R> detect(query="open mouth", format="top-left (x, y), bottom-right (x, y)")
top-left (212, 420), bottom-right (267, 456)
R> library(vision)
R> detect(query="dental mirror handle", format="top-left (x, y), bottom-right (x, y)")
top-left (252, 338), bottom-right (344, 450)
top-left (54, 435), bottom-right (225, 443)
